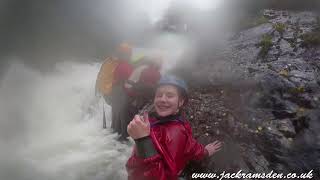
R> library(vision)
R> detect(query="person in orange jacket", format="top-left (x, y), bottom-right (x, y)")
top-left (96, 43), bottom-right (134, 140)
top-left (126, 75), bottom-right (222, 180)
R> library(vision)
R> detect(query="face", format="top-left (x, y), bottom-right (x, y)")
top-left (154, 85), bottom-right (185, 117)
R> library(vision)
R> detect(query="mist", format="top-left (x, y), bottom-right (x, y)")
top-left (1, 0), bottom-right (318, 72)
top-left (0, 0), bottom-right (228, 72)
top-left (1, 0), bottom-right (319, 60)
top-left (0, 1), bottom-right (319, 179)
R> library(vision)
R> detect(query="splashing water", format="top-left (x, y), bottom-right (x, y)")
top-left (0, 60), bottom-right (133, 180)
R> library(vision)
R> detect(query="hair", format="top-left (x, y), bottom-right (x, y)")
top-left (176, 87), bottom-right (188, 106)
top-left (176, 86), bottom-right (188, 120)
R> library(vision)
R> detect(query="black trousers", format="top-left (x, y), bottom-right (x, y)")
top-left (106, 85), bottom-right (132, 138)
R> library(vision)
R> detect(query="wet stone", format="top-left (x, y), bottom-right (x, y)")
top-left (280, 39), bottom-right (294, 55)
top-left (271, 119), bottom-right (296, 137)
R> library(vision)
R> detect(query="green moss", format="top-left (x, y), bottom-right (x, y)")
top-left (258, 34), bottom-right (273, 58)
top-left (273, 23), bottom-right (286, 35)
top-left (301, 32), bottom-right (320, 47)
top-left (254, 16), bottom-right (269, 26)
top-left (289, 87), bottom-right (305, 94)
top-left (300, 17), bottom-right (320, 48)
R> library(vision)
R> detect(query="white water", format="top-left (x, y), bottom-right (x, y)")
top-left (0, 60), bottom-right (133, 180)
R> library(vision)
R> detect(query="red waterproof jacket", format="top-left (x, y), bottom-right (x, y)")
top-left (113, 60), bottom-right (133, 85)
top-left (126, 115), bottom-right (208, 180)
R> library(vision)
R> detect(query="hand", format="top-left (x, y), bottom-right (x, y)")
top-left (205, 140), bottom-right (222, 157)
top-left (127, 112), bottom-right (150, 139)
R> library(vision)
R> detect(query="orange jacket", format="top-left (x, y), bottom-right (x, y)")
top-left (95, 57), bottom-right (133, 96)
top-left (96, 57), bottom-right (119, 96)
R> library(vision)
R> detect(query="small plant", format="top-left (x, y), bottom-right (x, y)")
top-left (258, 34), bottom-right (273, 58)
top-left (301, 16), bottom-right (320, 48)
top-left (254, 16), bottom-right (269, 26)
top-left (273, 23), bottom-right (286, 35)
top-left (301, 32), bottom-right (320, 47)
top-left (288, 86), bottom-right (305, 95)
top-left (279, 69), bottom-right (289, 77)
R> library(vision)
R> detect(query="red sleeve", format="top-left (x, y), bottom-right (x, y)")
top-left (183, 122), bottom-right (208, 161)
top-left (126, 146), bottom-right (168, 180)
top-left (113, 61), bottom-right (133, 83)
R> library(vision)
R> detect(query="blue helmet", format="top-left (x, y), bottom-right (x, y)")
top-left (158, 75), bottom-right (188, 95)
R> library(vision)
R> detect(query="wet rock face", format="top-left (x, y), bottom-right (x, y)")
top-left (178, 9), bottom-right (320, 178)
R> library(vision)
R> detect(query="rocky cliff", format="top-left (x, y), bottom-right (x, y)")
top-left (177, 10), bottom-right (320, 178)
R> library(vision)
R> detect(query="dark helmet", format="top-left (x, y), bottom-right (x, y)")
top-left (158, 75), bottom-right (188, 104)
